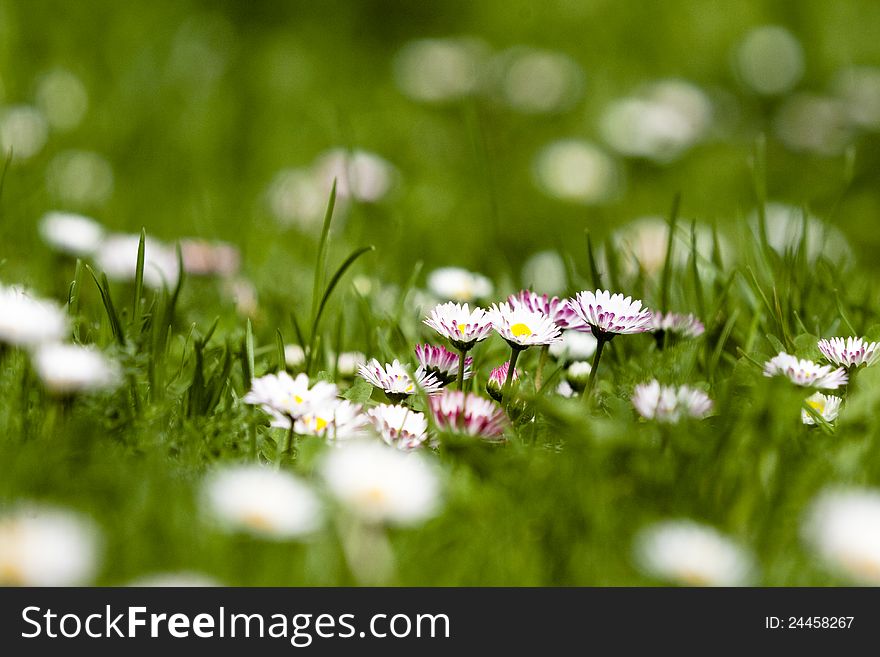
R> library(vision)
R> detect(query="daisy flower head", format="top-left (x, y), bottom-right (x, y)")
top-left (243, 371), bottom-right (339, 428)
top-left (568, 289), bottom-right (653, 340)
top-left (320, 441), bottom-right (441, 526)
top-left (427, 267), bottom-right (493, 303)
top-left (802, 487), bottom-right (880, 584)
top-left (507, 289), bottom-right (583, 330)
top-left (632, 380), bottom-right (713, 423)
top-left (357, 358), bottom-right (443, 402)
top-left (335, 351), bottom-right (366, 378)
top-left (95, 233), bottom-right (180, 289)
top-left (549, 329), bottom-right (597, 362)
top-left (763, 352), bottom-right (848, 389)
top-left (488, 301), bottom-right (562, 350)
top-left (366, 404), bottom-right (430, 451)
top-left (486, 361), bottom-right (519, 402)
top-left (423, 302), bottom-right (494, 351)
top-left (297, 399), bottom-right (369, 441)
top-left (556, 380), bottom-right (576, 398)
top-left (429, 390), bottom-right (507, 441)
top-left (0, 504), bottom-right (101, 586)
top-left (39, 211), bottom-right (104, 257)
top-left (201, 465), bottom-right (322, 540)
top-left (414, 343), bottom-right (472, 386)
top-left (817, 337), bottom-right (880, 369)
top-left (801, 392), bottom-right (842, 426)
top-left (565, 361), bottom-right (593, 392)
top-left (283, 344), bottom-right (306, 369)
top-left (32, 343), bottom-right (122, 395)
top-left (650, 311), bottom-right (705, 339)
top-left (0, 285), bottom-right (68, 348)
top-left (633, 520), bottom-right (755, 586)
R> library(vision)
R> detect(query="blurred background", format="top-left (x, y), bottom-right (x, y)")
top-left (2, 0), bottom-right (880, 294)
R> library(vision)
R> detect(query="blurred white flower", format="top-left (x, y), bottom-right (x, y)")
top-left (321, 441), bottom-right (441, 526)
top-left (46, 150), bottom-right (114, 207)
top-left (556, 380), bottom-right (576, 398)
top-left (0, 504), bottom-right (101, 586)
top-left (801, 392), bottom-right (842, 426)
top-left (243, 371), bottom-right (338, 428)
top-left (0, 105), bottom-right (48, 161)
top-left (180, 239), bottom-right (240, 277)
top-left (202, 465), bottom-right (322, 540)
top-left (634, 520), bottom-right (755, 586)
top-left (38, 211), bottom-right (105, 257)
top-left (493, 47), bottom-right (583, 113)
top-left (95, 233), bottom-right (180, 289)
top-left (335, 351), bottom-right (366, 378)
top-left (367, 404), bottom-right (430, 451)
top-left (222, 277), bottom-right (258, 317)
top-left (427, 267), bottom-right (493, 303)
top-left (266, 168), bottom-right (329, 229)
top-left (284, 344), bottom-right (306, 368)
top-left (314, 148), bottom-right (395, 203)
top-left (127, 571), bottom-right (221, 587)
top-left (632, 380), bottom-right (713, 423)
top-left (35, 69), bottom-right (89, 131)
top-left (763, 352), bottom-right (848, 390)
top-left (297, 398), bottom-right (369, 442)
top-left (549, 329), bottom-right (598, 362)
top-left (534, 139), bottom-right (620, 204)
top-left (521, 250), bottom-right (568, 296)
top-left (393, 37), bottom-right (488, 103)
top-left (33, 343), bottom-right (121, 395)
top-left (832, 66), bottom-right (880, 130)
top-left (774, 94), bottom-right (852, 156)
top-left (0, 285), bottom-right (68, 348)
top-left (750, 202), bottom-right (851, 262)
top-left (803, 487), bottom-right (880, 584)
top-left (735, 25), bottom-right (804, 95)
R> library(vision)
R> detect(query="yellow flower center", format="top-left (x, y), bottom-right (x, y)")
top-left (807, 399), bottom-right (825, 413)
top-left (314, 417), bottom-right (328, 431)
top-left (0, 559), bottom-right (25, 586)
top-left (677, 568), bottom-right (712, 586)
top-left (511, 323), bottom-right (533, 338)
top-left (242, 511), bottom-right (274, 532)
top-left (359, 487), bottom-right (388, 507)
top-left (457, 323), bottom-right (468, 335)
top-left (294, 395), bottom-right (304, 404)
top-left (840, 552), bottom-right (880, 581)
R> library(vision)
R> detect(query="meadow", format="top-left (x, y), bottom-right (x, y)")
top-left (2, 0), bottom-right (880, 586)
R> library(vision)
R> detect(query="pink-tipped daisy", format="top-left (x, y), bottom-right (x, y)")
top-left (488, 301), bottom-right (562, 350)
top-left (817, 337), bottom-right (880, 369)
top-left (487, 362), bottom-right (518, 402)
top-left (802, 392), bottom-right (842, 426)
top-left (763, 352), bottom-right (848, 390)
top-left (424, 302), bottom-right (494, 352)
top-left (357, 358), bottom-right (443, 402)
top-left (243, 372), bottom-right (339, 428)
top-left (567, 289), bottom-right (653, 340)
top-left (632, 380), bottom-right (713, 423)
top-left (507, 289), bottom-right (584, 330)
top-left (366, 404), bottom-right (429, 451)
top-left (414, 343), bottom-right (472, 386)
top-left (429, 390), bottom-right (507, 441)
top-left (650, 311), bottom-right (705, 339)
top-left (297, 399), bottom-right (370, 441)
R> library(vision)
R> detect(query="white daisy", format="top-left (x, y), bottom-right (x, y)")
top-left (0, 504), bottom-right (101, 586)
top-left (632, 380), bottom-right (713, 423)
top-left (357, 359), bottom-right (443, 402)
top-left (507, 289), bottom-right (583, 329)
top-left (763, 352), bottom-right (848, 389)
top-left (429, 390), bottom-right (507, 440)
top-left (556, 380), bottom-right (576, 398)
top-left (633, 520), bottom-right (755, 586)
top-left (424, 302), bottom-right (494, 351)
top-left (549, 329), bottom-right (598, 362)
top-left (335, 351), bottom-right (366, 378)
top-left (297, 399), bottom-right (369, 441)
top-left (283, 344), bottom-right (306, 368)
top-left (817, 337), bottom-right (880, 368)
top-left (486, 361), bottom-right (518, 402)
top-left (366, 404), bottom-right (430, 450)
top-left (802, 487), bottom-right (880, 584)
top-left (414, 343), bottom-right (472, 385)
top-left (0, 285), bottom-right (68, 348)
top-left (488, 301), bottom-right (563, 350)
top-left (95, 233), bottom-right (180, 289)
top-left (243, 372), bottom-right (339, 428)
top-left (427, 267), bottom-right (493, 303)
top-left (568, 289), bottom-right (653, 340)
top-left (650, 311), bottom-right (705, 339)
top-left (321, 441), bottom-right (441, 526)
top-left (801, 392), bottom-right (842, 426)
top-left (38, 211), bottom-right (105, 257)
top-left (565, 361), bottom-right (593, 391)
top-left (201, 465), bottom-right (322, 540)
top-left (32, 343), bottom-right (121, 395)
top-left (180, 239), bottom-right (240, 277)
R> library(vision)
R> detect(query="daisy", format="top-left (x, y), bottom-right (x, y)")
top-left (284, 344), bottom-right (306, 369)
top-left (489, 301), bottom-right (563, 350)
top-left (427, 267), bottom-right (493, 303)
top-left (565, 361), bottom-right (593, 392)
top-left (32, 343), bottom-right (122, 395)
top-left (243, 371), bottom-right (339, 428)
top-left (0, 285), bottom-right (69, 348)
top-left (487, 361), bottom-right (518, 402)
top-left (38, 211), bottom-right (104, 257)
top-left (634, 520), bottom-right (755, 586)
top-left (423, 302), bottom-right (493, 352)
top-left (95, 233), bottom-right (180, 289)
top-left (357, 358), bottom-right (443, 403)
top-left (801, 392), bottom-right (842, 426)
top-left (650, 311), bottom-right (705, 339)
top-left (201, 465), bottom-right (322, 540)
top-left (763, 352), bottom-right (848, 389)
top-left (320, 441), bottom-right (441, 526)
top-left (507, 289), bottom-right (583, 329)
top-left (335, 351), bottom-right (366, 378)
top-left (632, 380), bottom-right (713, 423)
top-left (549, 329), bottom-right (598, 362)
top-left (429, 390), bottom-right (507, 441)
top-left (556, 380), bottom-right (576, 398)
top-left (414, 343), bottom-right (472, 386)
top-left (180, 239), bottom-right (240, 277)
top-left (568, 289), bottom-right (653, 398)
top-left (297, 399), bottom-right (369, 441)
top-left (817, 336), bottom-right (880, 369)
top-left (802, 487), bottom-right (880, 584)
top-left (0, 504), bottom-right (101, 586)
top-left (366, 404), bottom-right (430, 450)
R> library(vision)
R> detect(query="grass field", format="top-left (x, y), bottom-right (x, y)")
top-left (2, 0), bottom-right (880, 586)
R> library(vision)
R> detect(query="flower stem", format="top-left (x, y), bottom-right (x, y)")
top-left (457, 348), bottom-right (468, 392)
top-left (584, 337), bottom-right (606, 402)
top-left (502, 347), bottom-right (521, 409)
top-left (535, 344), bottom-right (549, 391)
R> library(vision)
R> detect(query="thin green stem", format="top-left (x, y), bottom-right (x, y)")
top-left (502, 347), bottom-right (521, 409)
top-left (535, 344), bottom-right (549, 391)
top-left (457, 348), bottom-right (468, 392)
top-left (584, 338), bottom-right (606, 402)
